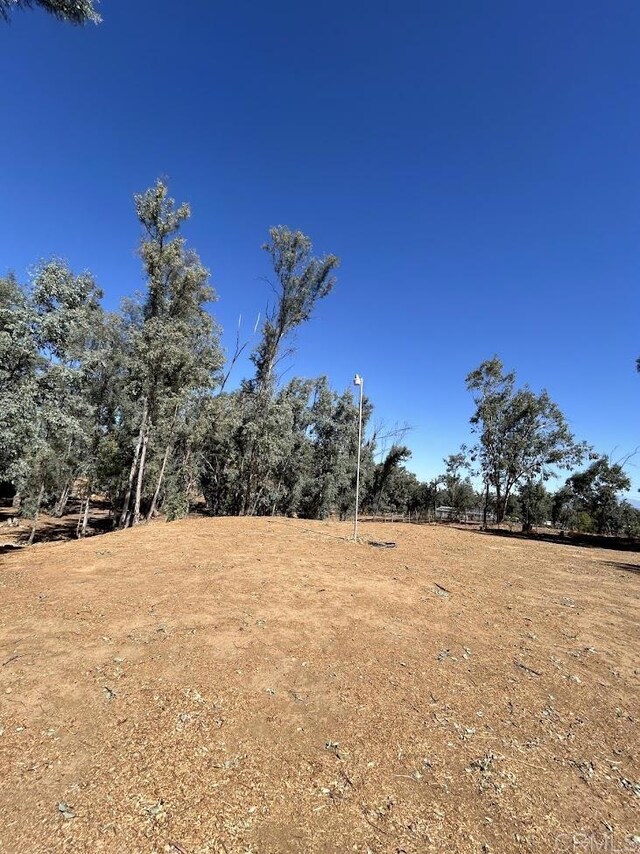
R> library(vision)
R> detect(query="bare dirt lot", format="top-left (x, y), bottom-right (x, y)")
top-left (0, 518), bottom-right (638, 854)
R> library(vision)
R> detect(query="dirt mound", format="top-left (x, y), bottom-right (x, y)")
top-left (0, 518), bottom-right (638, 853)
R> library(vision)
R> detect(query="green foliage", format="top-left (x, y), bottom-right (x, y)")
top-left (0, 260), bottom-right (105, 535)
top-left (303, 380), bottom-right (371, 519)
top-left (0, 274), bottom-right (38, 485)
top-left (439, 450), bottom-right (476, 515)
top-left (554, 457), bottom-right (633, 535)
top-left (619, 501), bottom-right (640, 537)
top-left (368, 445), bottom-right (412, 512)
top-left (517, 480), bottom-right (553, 531)
top-left (113, 180), bottom-right (223, 527)
top-left (251, 227), bottom-right (339, 390)
top-left (203, 225), bottom-right (343, 518)
top-left (576, 511), bottom-right (595, 533)
top-left (466, 357), bottom-right (588, 523)
top-left (0, 0), bottom-right (101, 23)
top-left (200, 376), bottom-right (370, 520)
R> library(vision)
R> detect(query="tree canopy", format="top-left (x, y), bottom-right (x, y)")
top-left (466, 357), bottom-right (589, 523)
top-left (0, 0), bottom-right (100, 24)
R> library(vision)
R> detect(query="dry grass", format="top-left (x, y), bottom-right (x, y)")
top-left (0, 518), bottom-right (638, 853)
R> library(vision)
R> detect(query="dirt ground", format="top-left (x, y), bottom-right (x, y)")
top-left (0, 518), bottom-right (638, 854)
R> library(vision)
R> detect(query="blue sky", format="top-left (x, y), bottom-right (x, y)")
top-left (1, 0), bottom-right (638, 495)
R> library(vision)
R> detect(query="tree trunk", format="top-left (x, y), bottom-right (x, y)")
top-left (78, 486), bottom-right (91, 538)
top-left (495, 482), bottom-right (504, 524)
top-left (146, 402), bottom-right (179, 522)
top-left (52, 482), bottom-right (70, 517)
top-left (482, 482), bottom-right (489, 529)
top-left (242, 443), bottom-right (258, 516)
top-left (147, 440), bottom-right (172, 521)
top-left (119, 398), bottom-right (148, 529)
top-left (251, 485), bottom-right (265, 517)
top-left (521, 487), bottom-right (532, 533)
top-left (133, 420), bottom-right (150, 526)
top-left (27, 482), bottom-right (45, 546)
top-left (495, 507), bottom-right (503, 524)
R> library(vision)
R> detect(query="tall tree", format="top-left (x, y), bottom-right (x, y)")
top-left (75, 309), bottom-right (128, 534)
top-left (0, 0), bottom-right (100, 23)
top-left (0, 274), bottom-right (39, 499)
top-left (251, 227), bottom-right (339, 391)
top-left (234, 227), bottom-right (339, 515)
top-left (466, 357), bottom-right (588, 524)
top-left (118, 180), bottom-right (222, 527)
top-left (1, 261), bottom-right (104, 542)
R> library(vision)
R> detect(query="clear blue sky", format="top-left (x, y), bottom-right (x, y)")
top-left (1, 0), bottom-right (638, 495)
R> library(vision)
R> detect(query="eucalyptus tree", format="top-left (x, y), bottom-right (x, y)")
top-left (265, 378), bottom-right (317, 516)
top-left (555, 457), bottom-right (632, 535)
top-left (439, 450), bottom-right (476, 516)
top-left (369, 444), bottom-right (412, 513)
top-left (233, 381), bottom-right (313, 517)
top-left (200, 392), bottom-right (246, 515)
top-left (74, 309), bottom-right (131, 534)
top-left (30, 261), bottom-right (103, 534)
top-left (466, 357), bottom-right (588, 524)
top-left (372, 467), bottom-right (421, 515)
top-left (517, 480), bottom-right (552, 532)
top-left (251, 227), bottom-right (339, 392)
top-left (4, 261), bottom-right (103, 541)
top-left (118, 180), bottom-right (222, 527)
top-left (0, 274), bottom-right (39, 500)
top-left (233, 227), bottom-right (339, 515)
top-left (0, 0), bottom-right (100, 23)
top-left (406, 478), bottom-right (441, 520)
top-left (300, 379), bottom-right (370, 519)
top-left (200, 374), bottom-right (371, 520)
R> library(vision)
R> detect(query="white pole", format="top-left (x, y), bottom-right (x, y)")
top-left (353, 375), bottom-right (364, 541)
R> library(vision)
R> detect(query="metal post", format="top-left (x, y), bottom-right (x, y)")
top-left (353, 374), bottom-right (364, 541)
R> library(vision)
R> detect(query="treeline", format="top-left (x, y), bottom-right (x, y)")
top-left (414, 455), bottom-right (640, 537)
top-left (404, 358), bottom-right (639, 537)
top-left (1, 180), bottom-right (638, 541)
top-left (0, 180), bottom-right (410, 538)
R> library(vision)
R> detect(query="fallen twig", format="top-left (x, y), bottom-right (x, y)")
top-left (2, 653), bottom-right (34, 667)
top-left (362, 814), bottom-right (390, 836)
top-left (514, 661), bottom-right (542, 677)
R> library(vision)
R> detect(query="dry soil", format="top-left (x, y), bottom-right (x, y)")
top-left (0, 518), bottom-right (638, 854)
